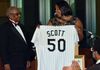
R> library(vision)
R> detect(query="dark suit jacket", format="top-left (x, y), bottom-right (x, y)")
top-left (87, 63), bottom-right (100, 70)
top-left (0, 20), bottom-right (33, 65)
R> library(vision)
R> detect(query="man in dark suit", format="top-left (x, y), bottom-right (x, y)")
top-left (0, 6), bottom-right (34, 70)
top-left (87, 38), bottom-right (100, 70)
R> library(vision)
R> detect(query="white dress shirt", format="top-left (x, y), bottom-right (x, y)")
top-left (96, 59), bottom-right (100, 64)
top-left (9, 19), bottom-right (26, 42)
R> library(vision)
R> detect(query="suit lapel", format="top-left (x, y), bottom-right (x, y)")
top-left (9, 22), bottom-right (27, 44)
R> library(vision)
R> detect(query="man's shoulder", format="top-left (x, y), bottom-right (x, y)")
top-left (87, 64), bottom-right (100, 70)
top-left (0, 22), bottom-right (9, 27)
top-left (0, 21), bottom-right (12, 32)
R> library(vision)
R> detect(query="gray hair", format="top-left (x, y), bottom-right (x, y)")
top-left (6, 6), bottom-right (20, 17)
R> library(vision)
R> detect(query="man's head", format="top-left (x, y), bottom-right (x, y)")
top-left (6, 6), bottom-right (21, 22)
top-left (92, 38), bottom-right (100, 60)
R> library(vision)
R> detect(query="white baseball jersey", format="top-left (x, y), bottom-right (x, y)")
top-left (31, 25), bottom-right (79, 70)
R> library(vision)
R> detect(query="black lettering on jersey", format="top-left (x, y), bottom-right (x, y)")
top-left (47, 30), bottom-right (65, 37)
top-left (48, 39), bottom-right (55, 51)
top-left (47, 39), bottom-right (66, 52)
top-left (58, 39), bottom-right (65, 52)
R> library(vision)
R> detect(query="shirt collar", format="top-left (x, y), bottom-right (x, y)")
top-left (9, 19), bottom-right (16, 23)
top-left (9, 19), bottom-right (18, 26)
top-left (96, 59), bottom-right (100, 64)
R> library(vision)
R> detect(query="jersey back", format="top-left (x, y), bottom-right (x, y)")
top-left (31, 25), bottom-right (79, 70)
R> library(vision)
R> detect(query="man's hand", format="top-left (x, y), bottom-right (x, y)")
top-left (26, 61), bottom-right (31, 68)
top-left (62, 61), bottom-right (81, 70)
top-left (71, 61), bottom-right (81, 70)
top-left (63, 66), bottom-right (73, 70)
top-left (4, 64), bottom-right (10, 70)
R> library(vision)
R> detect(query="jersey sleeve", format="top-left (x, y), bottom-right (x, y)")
top-left (31, 27), bottom-right (39, 46)
top-left (73, 26), bottom-right (79, 46)
top-left (74, 26), bottom-right (79, 42)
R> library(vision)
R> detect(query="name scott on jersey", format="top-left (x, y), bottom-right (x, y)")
top-left (47, 30), bottom-right (65, 37)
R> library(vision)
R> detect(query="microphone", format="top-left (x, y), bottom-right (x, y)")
top-left (54, 13), bottom-right (58, 18)
top-left (83, 29), bottom-right (94, 39)
top-left (54, 13), bottom-right (56, 16)
top-left (54, 13), bottom-right (62, 20)
top-left (87, 31), bottom-right (94, 39)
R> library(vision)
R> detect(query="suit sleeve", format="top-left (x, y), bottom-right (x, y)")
top-left (0, 26), bottom-right (10, 64)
